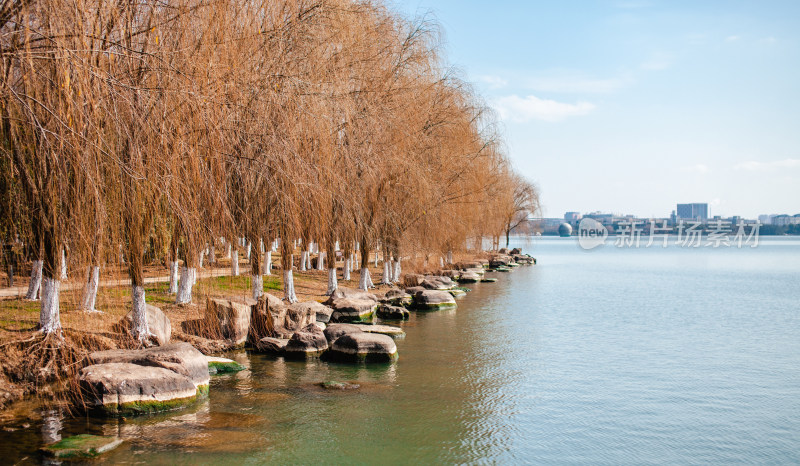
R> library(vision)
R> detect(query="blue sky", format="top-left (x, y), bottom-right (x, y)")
top-left (391, 0), bottom-right (800, 218)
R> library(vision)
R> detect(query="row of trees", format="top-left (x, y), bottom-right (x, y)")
top-left (0, 0), bottom-right (539, 343)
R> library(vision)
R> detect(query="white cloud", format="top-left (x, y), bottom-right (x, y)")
top-left (681, 163), bottom-right (709, 174)
top-left (640, 52), bottom-right (673, 71)
top-left (734, 158), bottom-right (800, 171)
top-left (525, 75), bottom-right (631, 94)
top-left (760, 36), bottom-right (778, 44)
top-left (493, 95), bottom-right (595, 123)
top-left (725, 35), bottom-right (739, 42)
top-left (476, 75), bottom-right (508, 89)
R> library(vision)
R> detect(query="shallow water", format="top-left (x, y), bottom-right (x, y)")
top-left (2, 237), bottom-right (800, 464)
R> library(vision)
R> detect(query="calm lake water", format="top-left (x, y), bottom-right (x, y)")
top-left (3, 236), bottom-right (800, 464)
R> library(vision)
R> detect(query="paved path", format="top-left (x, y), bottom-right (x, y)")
top-left (0, 265), bottom-right (241, 299)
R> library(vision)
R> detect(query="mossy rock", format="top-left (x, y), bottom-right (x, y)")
top-left (207, 357), bottom-right (246, 375)
top-left (495, 267), bottom-right (511, 272)
top-left (320, 381), bottom-right (360, 390)
top-left (414, 302), bottom-right (457, 311)
top-left (507, 262), bottom-right (520, 267)
top-left (480, 278), bottom-right (498, 283)
top-left (41, 434), bottom-right (123, 459)
top-left (448, 289), bottom-right (466, 298)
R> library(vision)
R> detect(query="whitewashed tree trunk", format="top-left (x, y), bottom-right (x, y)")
top-left (264, 250), bottom-right (272, 276)
top-left (252, 274), bottom-right (263, 300)
top-left (60, 248), bottom-right (67, 280)
top-left (131, 284), bottom-right (150, 342)
top-left (446, 250), bottom-right (453, 264)
top-left (306, 244), bottom-right (313, 270)
top-left (393, 258), bottom-right (402, 284)
top-left (226, 243), bottom-right (232, 259)
top-left (232, 250), bottom-right (240, 276)
top-left (168, 260), bottom-right (179, 294)
top-left (80, 266), bottom-right (101, 312)
top-left (25, 260), bottom-right (43, 300)
top-left (440, 257), bottom-right (444, 268)
top-left (246, 242), bottom-right (252, 260)
top-left (381, 260), bottom-right (391, 285)
top-left (39, 276), bottom-right (61, 335)
top-left (374, 250), bottom-right (378, 267)
top-left (327, 268), bottom-right (338, 295)
top-left (358, 267), bottom-right (372, 290)
top-left (316, 252), bottom-right (325, 271)
top-left (175, 266), bottom-right (194, 304)
top-left (198, 250), bottom-right (205, 268)
top-left (299, 251), bottom-right (308, 271)
top-left (259, 239), bottom-right (264, 254)
top-left (343, 257), bottom-right (351, 281)
top-left (283, 269), bottom-right (298, 303)
top-left (209, 245), bottom-right (216, 264)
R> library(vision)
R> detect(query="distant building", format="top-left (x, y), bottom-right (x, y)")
top-left (758, 215), bottom-right (774, 225)
top-left (677, 203), bottom-right (708, 221)
top-left (564, 212), bottom-right (582, 222)
top-left (772, 214), bottom-right (800, 226)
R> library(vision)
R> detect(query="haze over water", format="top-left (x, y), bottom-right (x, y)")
top-left (3, 237), bottom-right (800, 464)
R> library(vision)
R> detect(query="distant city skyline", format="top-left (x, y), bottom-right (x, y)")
top-left (393, 0), bottom-right (800, 218)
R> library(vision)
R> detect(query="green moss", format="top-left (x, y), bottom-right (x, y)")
top-left (208, 361), bottom-right (246, 374)
top-left (101, 385), bottom-right (207, 416)
top-left (41, 434), bottom-right (123, 459)
top-left (448, 289), bottom-right (466, 298)
top-left (413, 302), bottom-right (457, 311)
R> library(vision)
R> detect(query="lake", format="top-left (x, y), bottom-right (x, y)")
top-left (2, 236), bottom-right (800, 464)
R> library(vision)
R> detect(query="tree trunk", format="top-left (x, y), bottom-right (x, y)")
top-left (251, 243), bottom-right (263, 299)
top-left (343, 255), bottom-right (351, 281)
top-left (381, 259), bottom-right (391, 285)
top-left (283, 269), bottom-right (297, 303)
top-left (393, 258), bottom-right (401, 284)
top-left (299, 251), bottom-right (307, 272)
top-left (327, 267), bottom-right (338, 295)
top-left (506, 228), bottom-right (511, 248)
top-left (60, 248), bottom-right (67, 280)
top-left (232, 250), bottom-right (240, 276)
top-left (39, 275), bottom-right (61, 334)
top-left (317, 251), bottom-right (325, 270)
top-left (131, 283), bottom-right (150, 341)
top-left (79, 265), bottom-right (101, 312)
top-left (168, 260), bottom-right (179, 294)
top-left (358, 244), bottom-right (371, 290)
top-left (264, 250), bottom-right (272, 276)
top-left (446, 250), bottom-right (453, 264)
top-left (208, 245), bottom-right (216, 264)
top-left (175, 265), bottom-right (194, 304)
top-left (25, 259), bottom-right (43, 300)
top-left (246, 241), bottom-right (252, 260)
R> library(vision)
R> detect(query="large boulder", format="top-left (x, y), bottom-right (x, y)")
top-left (510, 247), bottom-right (522, 255)
top-left (323, 323), bottom-right (364, 343)
top-left (412, 290), bottom-right (457, 310)
top-left (404, 286), bottom-right (425, 295)
top-left (249, 294), bottom-right (290, 341)
top-left (255, 337), bottom-right (289, 354)
top-left (302, 301), bottom-right (334, 323)
top-left (119, 304), bottom-right (171, 346)
top-left (324, 333), bottom-right (398, 363)
top-left (89, 342), bottom-right (210, 389)
top-left (489, 255), bottom-right (513, 268)
top-left (328, 298), bottom-right (377, 323)
top-left (206, 356), bottom-right (245, 375)
top-left (283, 324), bottom-right (328, 359)
top-left (437, 270), bottom-right (460, 279)
top-left (402, 274), bottom-right (424, 288)
top-left (79, 363), bottom-right (201, 415)
top-left (285, 301), bottom-right (318, 331)
top-left (324, 287), bottom-right (378, 304)
top-left (377, 304), bottom-right (410, 321)
top-left (205, 297), bottom-right (254, 346)
top-left (456, 260), bottom-right (483, 270)
top-left (382, 289), bottom-right (412, 307)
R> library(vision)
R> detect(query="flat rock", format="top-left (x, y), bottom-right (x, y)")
top-left (457, 272), bottom-right (481, 283)
top-left (325, 287), bottom-right (378, 303)
top-left (320, 381), bottom-right (360, 390)
top-left (328, 297), bottom-right (377, 323)
top-left (448, 289), bottom-right (466, 297)
top-left (80, 363), bottom-right (201, 415)
top-left (377, 304), bottom-right (410, 320)
top-left (255, 337), bottom-right (289, 354)
top-left (89, 342), bottom-right (210, 389)
top-left (480, 277), bottom-right (498, 283)
top-left (413, 290), bottom-right (457, 310)
top-left (323, 323), bottom-right (364, 343)
top-left (206, 356), bottom-right (245, 375)
top-left (42, 434), bottom-right (123, 459)
top-left (352, 324), bottom-right (405, 338)
top-left (283, 324), bottom-right (328, 359)
top-left (383, 289), bottom-right (412, 307)
top-left (324, 333), bottom-right (398, 363)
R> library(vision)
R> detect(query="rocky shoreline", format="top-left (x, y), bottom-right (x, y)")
top-left (2, 248), bottom-right (535, 459)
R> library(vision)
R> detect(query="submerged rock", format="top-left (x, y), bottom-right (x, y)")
top-left (80, 363), bottom-right (203, 416)
top-left (206, 356), bottom-right (245, 374)
top-left (324, 333), bottom-right (398, 363)
top-left (457, 272), bottom-right (481, 283)
top-left (383, 288), bottom-right (412, 307)
top-left (320, 381), bottom-right (360, 390)
top-left (480, 277), bottom-right (498, 283)
top-left (412, 290), bottom-right (457, 310)
top-left (377, 304), bottom-right (410, 320)
top-left (41, 434), bottom-right (123, 459)
top-left (448, 289), bottom-right (466, 298)
top-left (283, 324), bottom-right (328, 359)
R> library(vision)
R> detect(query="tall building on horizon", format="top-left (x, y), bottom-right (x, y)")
top-left (677, 203), bottom-right (708, 220)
